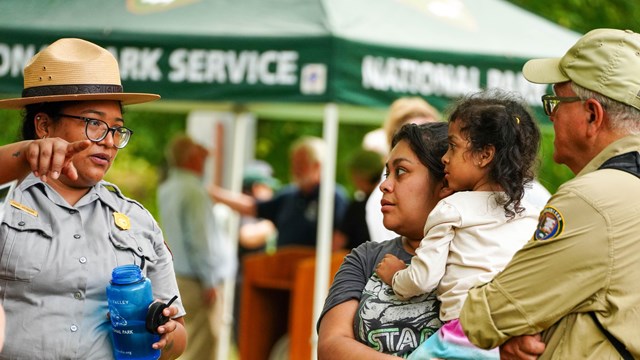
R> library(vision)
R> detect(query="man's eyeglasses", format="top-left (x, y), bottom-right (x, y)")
top-left (541, 95), bottom-right (582, 116)
top-left (57, 113), bottom-right (133, 149)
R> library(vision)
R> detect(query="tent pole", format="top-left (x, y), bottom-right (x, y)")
top-left (216, 110), bottom-right (247, 360)
top-left (311, 102), bottom-right (339, 359)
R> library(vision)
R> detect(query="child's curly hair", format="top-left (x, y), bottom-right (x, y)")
top-left (447, 89), bottom-right (541, 219)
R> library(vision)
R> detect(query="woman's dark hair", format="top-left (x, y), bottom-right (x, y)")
top-left (447, 89), bottom-right (541, 218)
top-left (22, 101), bottom-right (125, 140)
top-left (391, 122), bottom-right (448, 181)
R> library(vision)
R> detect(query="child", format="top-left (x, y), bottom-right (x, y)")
top-left (375, 90), bottom-right (543, 359)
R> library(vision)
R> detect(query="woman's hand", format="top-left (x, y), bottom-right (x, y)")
top-left (375, 254), bottom-right (406, 286)
top-left (153, 305), bottom-right (179, 350)
top-left (154, 305), bottom-right (187, 360)
top-left (24, 138), bottom-right (91, 182)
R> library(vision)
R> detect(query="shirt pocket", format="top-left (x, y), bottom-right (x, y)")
top-left (0, 215), bottom-right (53, 281)
top-left (109, 230), bottom-right (159, 274)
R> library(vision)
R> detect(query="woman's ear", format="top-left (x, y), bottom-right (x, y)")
top-left (34, 113), bottom-right (51, 139)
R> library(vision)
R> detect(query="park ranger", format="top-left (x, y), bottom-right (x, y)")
top-left (0, 38), bottom-right (187, 359)
top-left (460, 28), bottom-right (640, 359)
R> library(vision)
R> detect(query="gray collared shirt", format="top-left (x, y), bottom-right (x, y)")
top-left (0, 175), bottom-right (184, 359)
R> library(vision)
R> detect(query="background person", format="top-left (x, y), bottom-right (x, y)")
top-left (208, 136), bottom-right (349, 248)
top-left (237, 160), bottom-right (280, 254)
top-left (318, 123), bottom-right (449, 358)
top-left (157, 134), bottom-right (237, 360)
top-left (0, 38), bottom-right (186, 359)
top-left (231, 160), bottom-right (279, 342)
top-left (332, 149), bottom-right (384, 251)
top-left (376, 90), bottom-right (542, 359)
top-left (461, 28), bottom-right (640, 358)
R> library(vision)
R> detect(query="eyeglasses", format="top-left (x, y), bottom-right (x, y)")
top-left (541, 95), bottom-right (582, 116)
top-left (57, 113), bottom-right (133, 149)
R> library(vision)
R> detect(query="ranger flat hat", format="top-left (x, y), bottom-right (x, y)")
top-left (0, 38), bottom-right (160, 109)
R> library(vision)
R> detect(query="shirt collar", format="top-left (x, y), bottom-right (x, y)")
top-left (20, 173), bottom-right (122, 211)
top-left (578, 134), bottom-right (640, 177)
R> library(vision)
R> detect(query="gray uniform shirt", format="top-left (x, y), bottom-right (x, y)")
top-left (0, 175), bottom-right (185, 359)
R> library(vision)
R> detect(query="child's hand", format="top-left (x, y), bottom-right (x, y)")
top-left (375, 254), bottom-right (406, 286)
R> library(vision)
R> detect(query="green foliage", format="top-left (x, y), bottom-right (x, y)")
top-left (536, 125), bottom-right (574, 194)
top-left (118, 111), bottom-right (187, 166)
top-left (507, 0), bottom-right (640, 33)
top-left (0, 109), bottom-right (24, 143)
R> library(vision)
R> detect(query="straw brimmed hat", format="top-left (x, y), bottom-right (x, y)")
top-left (0, 38), bottom-right (160, 109)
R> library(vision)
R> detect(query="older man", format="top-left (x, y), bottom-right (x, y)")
top-left (157, 134), bottom-right (236, 360)
top-left (461, 28), bottom-right (640, 359)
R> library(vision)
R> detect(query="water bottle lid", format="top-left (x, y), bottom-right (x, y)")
top-left (111, 264), bottom-right (144, 285)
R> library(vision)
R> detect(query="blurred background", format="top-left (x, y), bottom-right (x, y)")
top-left (1, 0), bottom-right (638, 216)
top-left (1, 1), bottom-right (639, 359)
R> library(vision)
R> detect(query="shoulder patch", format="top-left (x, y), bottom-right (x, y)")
top-left (534, 206), bottom-right (564, 241)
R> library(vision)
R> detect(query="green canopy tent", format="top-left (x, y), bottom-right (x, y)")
top-left (0, 0), bottom-right (580, 114)
top-left (0, 0), bottom-right (581, 358)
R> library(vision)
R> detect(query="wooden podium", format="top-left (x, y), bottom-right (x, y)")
top-left (239, 246), bottom-right (348, 360)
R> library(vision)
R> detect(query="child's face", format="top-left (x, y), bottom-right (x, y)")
top-left (441, 120), bottom-right (489, 192)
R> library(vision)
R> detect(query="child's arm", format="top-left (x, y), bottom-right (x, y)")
top-left (375, 254), bottom-right (406, 285)
top-left (391, 201), bottom-right (460, 299)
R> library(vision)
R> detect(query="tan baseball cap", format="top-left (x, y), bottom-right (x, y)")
top-left (523, 28), bottom-right (640, 111)
top-left (0, 38), bottom-right (160, 109)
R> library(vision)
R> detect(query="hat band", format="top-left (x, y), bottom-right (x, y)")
top-left (22, 84), bottom-right (124, 98)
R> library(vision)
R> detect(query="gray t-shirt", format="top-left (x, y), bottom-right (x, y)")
top-left (319, 237), bottom-right (442, 357)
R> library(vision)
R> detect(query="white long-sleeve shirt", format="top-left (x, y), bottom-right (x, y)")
top-left (392, 191), bottom-right (540, 321)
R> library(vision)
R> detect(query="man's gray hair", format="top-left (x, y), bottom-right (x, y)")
top-left (572, 83), bottom-right (640, 134)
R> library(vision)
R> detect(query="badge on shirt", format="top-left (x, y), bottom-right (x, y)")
top-left (9, 200), bottom-right (38, 217)
top-left (113, 212), bottom-right (131, 230)
top-left (534, 206), bottom-right (564, 240)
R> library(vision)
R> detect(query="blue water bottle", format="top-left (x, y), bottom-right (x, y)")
top-left (106, 264), bottom-right (161, 360)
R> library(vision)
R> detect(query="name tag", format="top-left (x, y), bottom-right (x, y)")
top-left (9, 200), bottom-right (38, 217)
